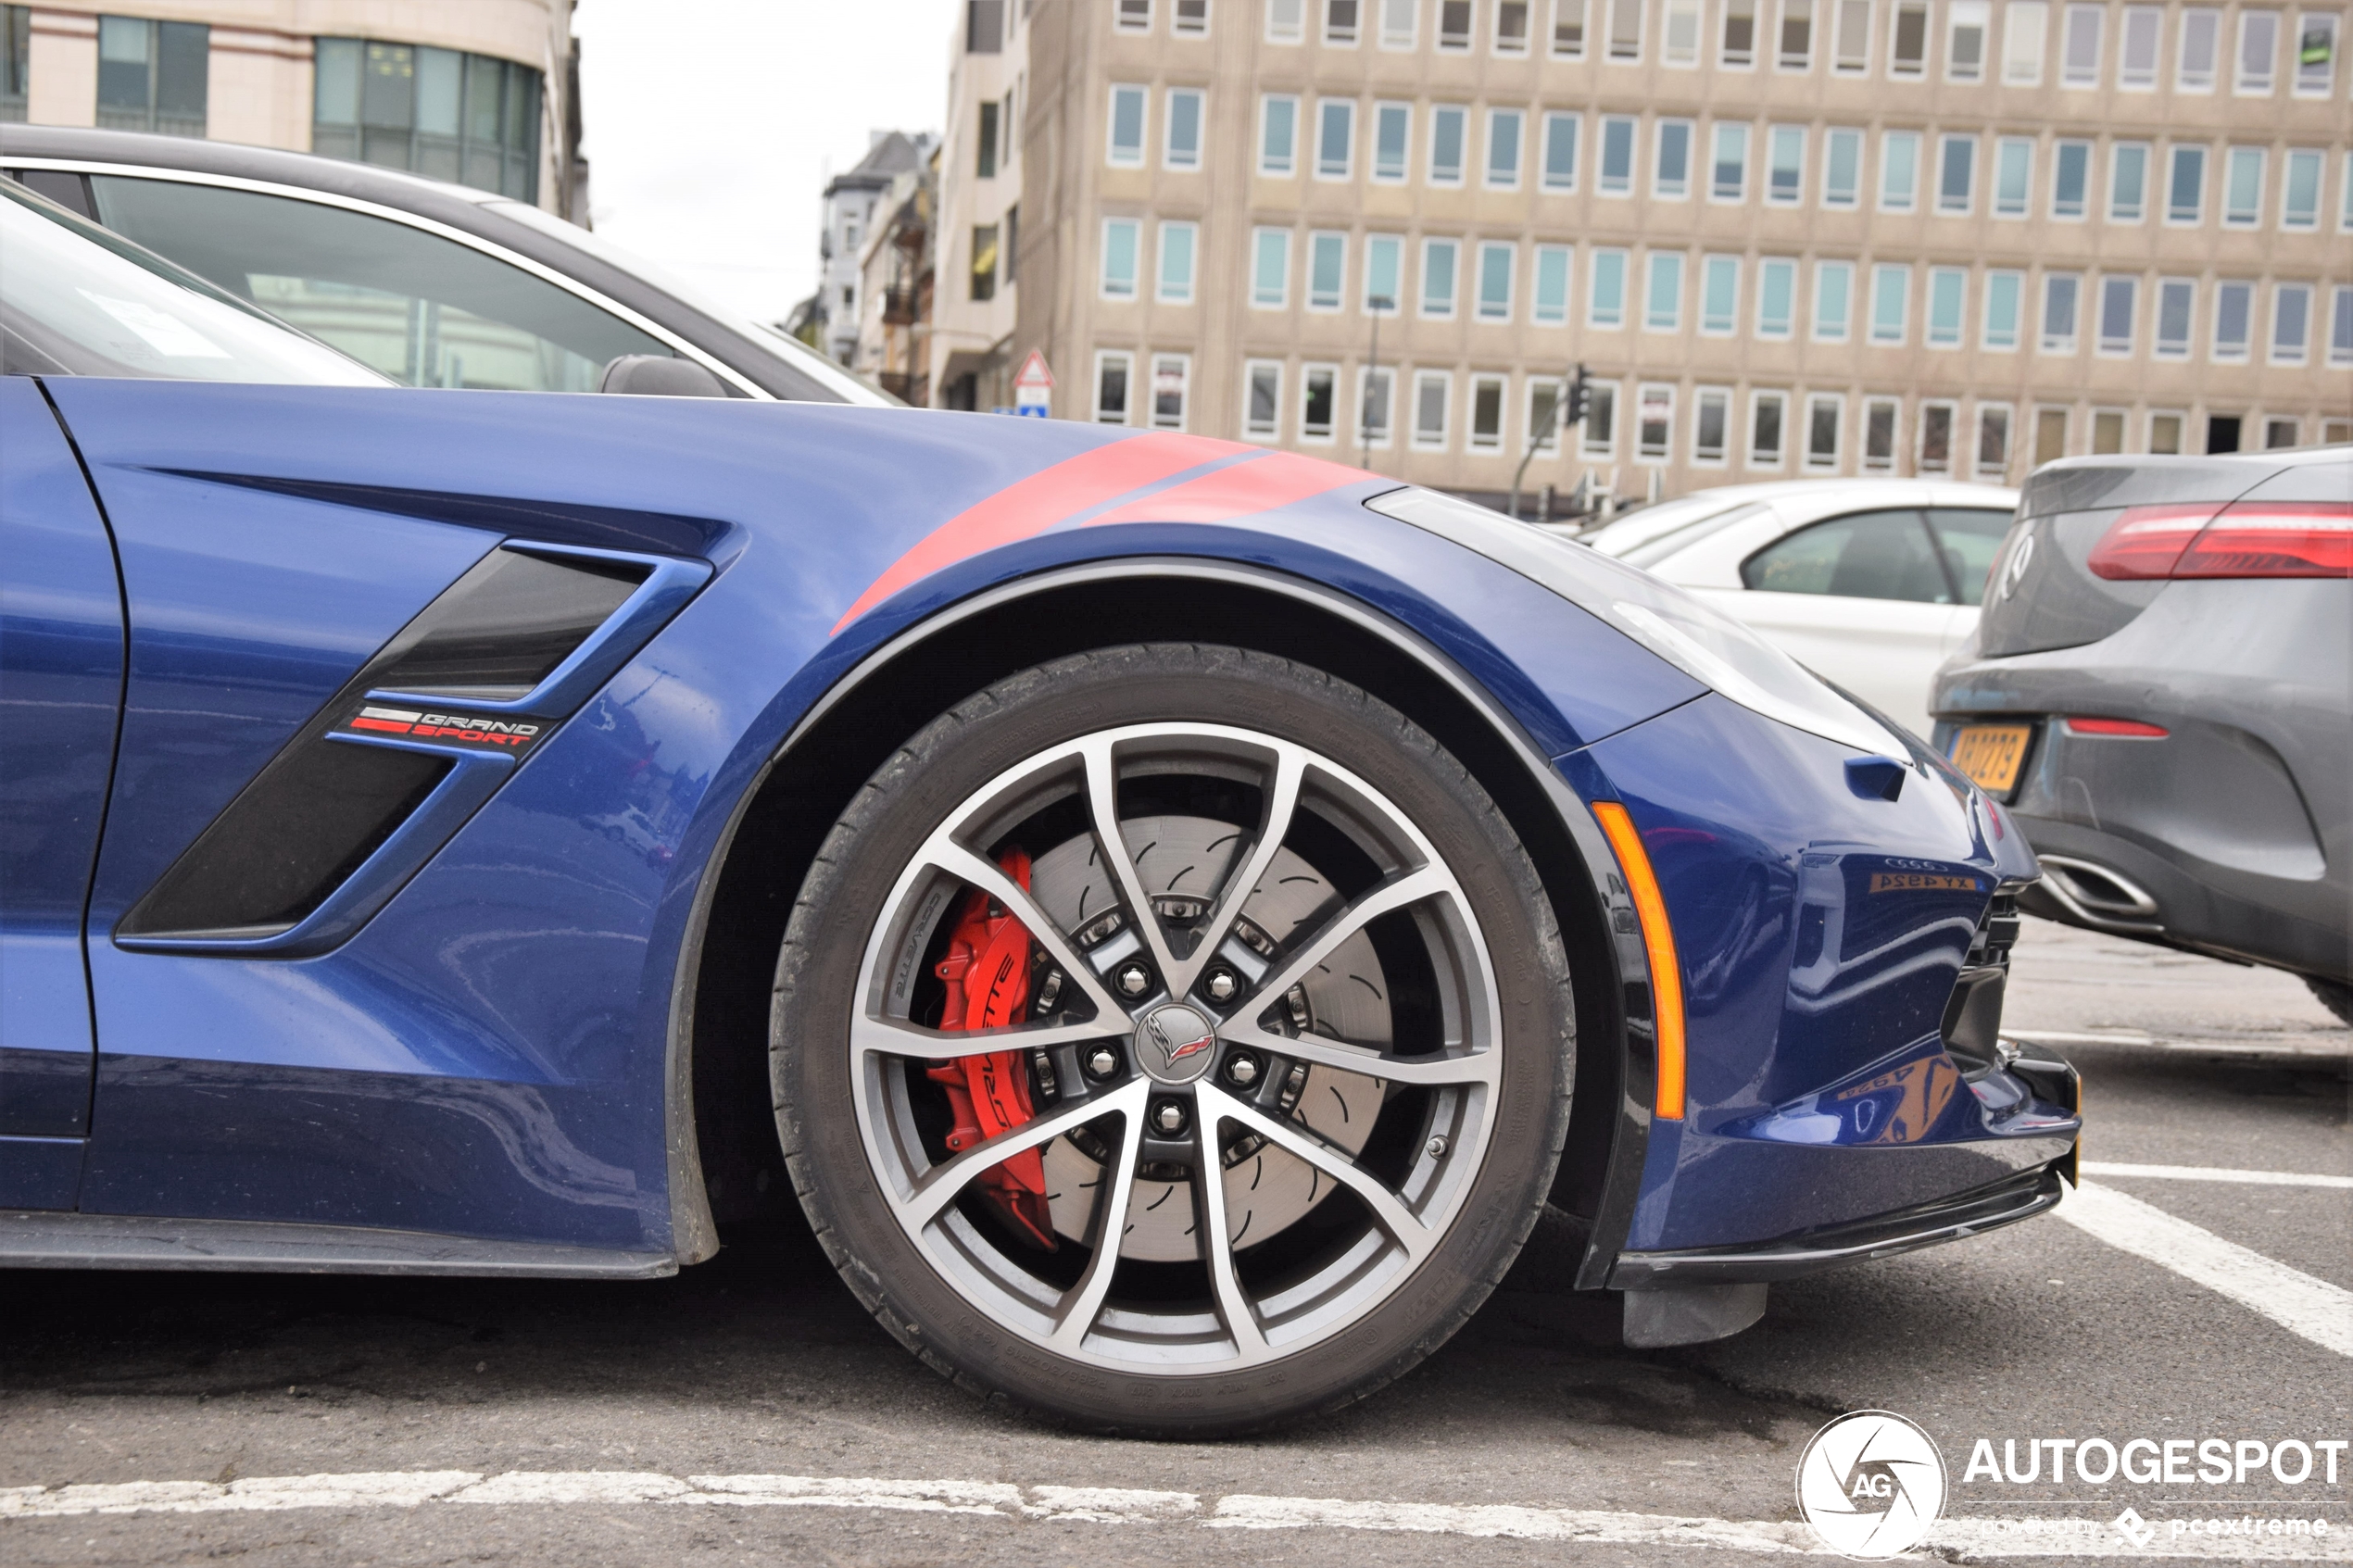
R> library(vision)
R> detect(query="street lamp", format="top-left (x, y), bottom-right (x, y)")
top-left (1361, 295), bottom-right (1395, 472)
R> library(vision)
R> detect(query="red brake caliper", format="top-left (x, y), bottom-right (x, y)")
top-left (926, 847), bottom-right (1058, 1250)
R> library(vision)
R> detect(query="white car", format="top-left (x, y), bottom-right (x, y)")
top-left (1574, 480), bottom-right (2020, 738)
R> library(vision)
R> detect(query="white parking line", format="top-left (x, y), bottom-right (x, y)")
top-left (2080, 1162), bottom-right (2353, 1189)
top-left (2058, 1181), bottom-right (2353, 1357)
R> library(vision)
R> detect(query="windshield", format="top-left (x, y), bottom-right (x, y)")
top-left (0, 181), bottom-right (385, 385)
top-left (1581, 493), bottom-right (1758, 558)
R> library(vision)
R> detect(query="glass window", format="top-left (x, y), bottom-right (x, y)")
top-left (1806, 395), bottom-right (1843, 469)
top-left (1439, 0), bottom-right (1475, 46)
top-left (2154, 277), bottom-right (2194, 357)
top-left (2061, 2), bottom-right (2102, 82)
top-left (1375, 102), bottom-right (1412, 181)
top-left (1881, 132), bottom-right (1919, 212)
top-left (1702, 255), bottom-right (1740, 333)
top-left (1165, 88), bottom-right (1203, 169)
top-left (2344, 154), bottom-right (2353, 230)
top-left (1629, 383), bottom-right (1674, 460)
top-left (1157, 220), bottom-right (1197, 302)
top-left (2178, 6), bottom-right (2220, 87)
top-left (1478, 241), bottom-right (1515, 320)
top-left (1542, 112), bottom-right (1579, 191)
top-left (2329, 284), bottom-right (2353, 366)
top-left (1260, 94), bottom-right (1298, 175)
top-left (1301, 364), bottom-right (1337, 440)
top-left (1780, 0), bottom-right (1816, 68)
top-left (1750, 390), bottom-right (1788, 467)
top-left (1645, 251), bottom-right (1684, 331)
top-left (1317, 99), bottom-right (1355, 178)
top-left (1327, 0), bottom-right (1362, 44)
top-left (2053, 139), bottom-right (2090, 218)
top-left (99, 16), bottom-right (208, 138)
top-left (1890, 0), bottom-right (1929, 72)
top-left (1919, 402), bottom-right (1956, 473)
top-left (2297, 12), bottom-right (2340, 94)
top-left (1692, 388), bottom-right (1731, 463)
top-left (1581, 381), bottom-right (1617, 454)
top-left (2263, 416), bottom-right (2299, 449)
top-left (2271, 282), bottom-right (2310, 362)
top-left (1381, 0), bottom-right (1418, 44)
top-left (1757, 257), bottom-right (1796, 337)
top-left (1928, 509), bottom-right (2016, 604)
top-left (2224, 146), bottom-right (2265, 226)
top-left (1655, 119), bottom-right (1692, 198)
top-left (2281, 149), bottom-right (2322, 229)
top-left (1976, 405), bottom-right (2013, 480)
top-left (2041, 272), bottom-right (2080, 352)
top-left (88, 176), bottom-right (666, 391)
top-left (1928, 267), bottom-right (1966, 346)
top-left (1470, 374), bottom-right (1507, 449)
top-left (2237, 8), bottom-right (2278, 91)
top-left (1244, 360), bottom-right (1282, 437)
top-left (1994, 137), bottom-right (2032, 217)
top-left (1664, 0), bottom-right (1704, 61)
top-left (2149, 411), bottom-right (2186, 453)
top-left (1116, 0), bottom-right (1153, 32)
top-left (1267, 0), bottom-right (1305, 40)
top-left (1938, 135), bottom-right (1975, 214)
top-left (1767, 126), bottom-right (1805, 204)
top-left (1745, 509), bottom-right (1950, 600)
top-left (1590, 247), bottom-right (1628, 326)
top-left (1712, 122), bottom-right (1749, 201)
top-left (1365, 234), bottom-right (1403, 311)
top-left (1252, 226), bottom-right (1291, 307)
top-left (1309, 231), bottom-right (1347, 310)
top-left (1600, 115), bottom-right (1637, 194)
top-left (1833, 0), bottom-right (1872, 69)
top-left (1101, 218), bottom-right (1140, 298)
top-left (1359, 364), bottom-right (1394, 446)
top-left (312, 39), bottom-right (539, 199)
top-left (1533, 245), bottom-right (1572, 323)
top-left (1527, 378), bottom-right (1562, 454)
top-left (1413, 370), bottom-right (1451, 447)
top-left (1723, 0), bottom-right (1759, 63)
top-left (1431, 105), bottom-right (1468, 184)
top-left (1551, 0), bottom-right (1588, 54)
top-left (1487, 108), bottom-right (1524, 187)
top-left (1814, 260), bottom-right (1853, 341)
top-left (2098, 274), bottom-right (2137, 354)
top-left (2109, 143), bottom-right (2148, 221)
top-left (1609, 0), bottom-right (1643, 58)
top-left (1151, 353), bottom-right (1189, 430)
top-left (1175, 0), bottom-right (1210, 33)
top-left (2119, 4), bottom-right (2161, 83)
top-left (1863, 398), bottom-right (1900, 471)
top-left (1, 6), bottom-right (28, 121)
top-left (1984, 270), bottom-right (2023, 348)
top-left (1949, 0), bottom-right (1990, 77)
top-left (970, 219), bottom-right (1000, 302)
top-left (1108, 84), bottom-right (1148, 166)
top-left (2168, 144), bottom-right (2207, 223)
top-left (1823, 127), bottom-right (1862, 207)
top-left (1870, 263), bottom-right (1909, 344)
top-left (2004, 0), bottom-right (2047, 81)
top-left (1421, 236), bottom-right (1459, 317)
top-left (2035, 409), bottom-right (2070, 473)
top-left (1095, 350), bottom-right (1132, 423)
top-left (2213, 279), bottom-right (2253, 358)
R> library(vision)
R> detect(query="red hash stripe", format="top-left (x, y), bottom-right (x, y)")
top-left (831, 432), bottom-right (1251, 633)
top-left (348, 716), bottom-right (414, 734)
top-left (1083, 450), bottom-right (1368, 529)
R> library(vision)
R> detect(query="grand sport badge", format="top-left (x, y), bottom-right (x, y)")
top-left (1796, 1411), bottom-right (1948, 1559)
top-left (338, 704), bottom-right (546, 752)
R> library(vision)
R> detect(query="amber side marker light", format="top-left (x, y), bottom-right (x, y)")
top-left (1592, 801), bottom-right (1686, 1122)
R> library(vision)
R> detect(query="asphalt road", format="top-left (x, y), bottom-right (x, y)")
top-left (4, 916), bottom-right (2347, 1566)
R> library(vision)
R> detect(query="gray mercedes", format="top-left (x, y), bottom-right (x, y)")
top-left (1931, 445), bottom-right (2351, 1022)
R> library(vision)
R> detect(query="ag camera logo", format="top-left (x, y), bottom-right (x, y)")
top-left (1796, 1411), bottom-right (1948, 1559)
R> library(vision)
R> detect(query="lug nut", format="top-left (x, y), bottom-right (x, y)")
top-left (1151, 1099), bottom-right (1190, 1136)
top-left (1084, 1046), bottom-right (1121, 1081)
top-left (1115, 962), bottom-right (1152, 997)
top-left (1426, 1135), bottom-right (1450, 1160)
top-left (1225, 1052), bottom-right (1261, 1087)
top-left (1204, 969), bottom-right (1239, 1003)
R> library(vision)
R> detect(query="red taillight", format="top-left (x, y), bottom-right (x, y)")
top-left (2089, 501), bottom-right (2353, 581)
top-left (2065, 716), bottom-right (2170, 738)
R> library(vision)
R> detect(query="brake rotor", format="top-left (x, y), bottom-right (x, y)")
top-left (1026, 813), bottom-right (1390, 1261)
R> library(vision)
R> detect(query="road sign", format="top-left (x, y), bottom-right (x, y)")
top-left (1013, 350), bottom-right (1053, 416)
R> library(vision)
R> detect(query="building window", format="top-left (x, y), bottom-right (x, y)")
top-left (1116, 0), bottom-right (1153, 32)
top-left (1309, 230), bottom-right (1348, 310)
top-left (1527, 379), bottom-right (1562, 455)
top-left (1806, 395), bottom-right (1843, 470)
top-left (1326, 0), bottom-right (1362, 44)
top-left (1365, 234), bottom-right (1403, 311)
top-left (1582, 382), bottom-right (1617, 456)
top-left (1994, 137), bottom-right (2032, 217)
top-left (1245, 360), bottom-right (1283, 437)
top-left (1937, 135), bottom-right (1975, 215)
top-left (1928, 267), bottom-right (1966, 345)
top-left (1766, 125), bottom-right (1804, 204)
top-left (1176, 0), bottom-right (1211, 34)
top-left (1599, 116), bottom-right (1636, 194)
top-left (1701, 255), bottom-right (1740, 334)
top-left (1439, 0), bottom-right (1475, 47)
top-left (969, 0), bottom-right (1007, 50)
top-left (1822, 127), bottom-right (1862, 207)
top-left (1151, 355), bottom-right (1190, 429)
top-left (1542, 112), bottom-right (1579, 191)
top-left (1316, 98), bottom-right (1355, 179)
top-left (1487, 108), bottom-right (1524, 188)
top-left (0, 6), bottom-right (25, 123)
top-left (2167, 144), bottom-right (2207, 224)
top-left (1165, 88), bottom-right (1203, 169)
top-left (2148, 411), bottom-right (2186, 453)
top-left (1779, 0), bottom-right (1815, 69)
top-left (1975, 404), bottom-right (2012, 480)
top-left (1813, 260), bottom-right (1853, 341)
top-left (2297, 13), bottom-right (2340, 94)
top-left (1645, 251), bottom-right (1685, 332)
top-left (1380, 0), bottom-right (1419, 47)
top-left (1870, 264), bottom-right (1909, 344)
top-left (1655, 119), bottom-right (1692, 198)
top-left (2281, 149), bottom-right (2322, 229)
top-left (977, 101), bottom-right (1000, 179)
top-left (1413, 370), bottom-right (1452, 448)
top-left (2109, 143), bottom-right (2148, 222)
top-left (1949, 0), bottom-right (1989, 77)
top-left (1259, 94), bottom-right (1298, 175)
top-left (973, 223), bottom-right (1000, 301)
top-left (1880, 131), bottom-right (1919, 212)
top-left (1590, 247), bottom-right (1629, 327)
top-left (1890, 0), bottom-right (1929, 73)
top-left (1358, 365), bottom-right (1394, 446)
top-left (1919, 401), bottom-right (1956, 472)
top-left (1862, 397), bottom-right (1901, 471)
top-left (1252, 227), bottom-right (1291, 307)
top-left (1756, 257), bottom-right (1796, 337)
top-left (1692, 387), bottom-right (1731, 464)
top-left (2033, 407), bottom-right (2069, 468)
top-left (1267, 0), bottom-right (1305, 41)
top-left (1101, 218), bottom-right (1141, 298)
top-left (2328, 285), bottom-right (2353, 366)
top-left (1832, 0), bottom-right (1870, 70)
top-left (2263, 416), bottom-right (2300, 449)
top-left (2178, 6), bottom-right (2220, 87)
top-left (1551, 0), bottom-right (1588, 56)
top-left (1749, 390), bottom-right (1788, 468)
top-left (1374, 102), bottom-right (1411, 181)
top-left (2061, 2), bottom-right (2102, 82)
top-left (2119, 4), bottom-right (2160, 84)
top-left (1533, 245), bottom-right (1572, 323)
top-left (1496, 0), bottom-right (1533, 53)
top-left (1711, 122), bottom-right (1749, 202)
top-left (315, 39), bottom-right (540, 198)
top-left (2154, 277), bottom-right (2195, 358)
top-left (1984, 270), bottom-right (2023, 348)
top-left (1095, 350), bottom-right (1133, 423)
top-left (1722, 0), bottom-right (1758, 64)
top-left (2041, 271), bottom-right (2080, 353)
top-left (1158, 220), bottom-right (1198, 302)
top-left (2236, 8), bottom-right (2278, 91)
top-left (1477, 241), bottom-right (1515, 320)
top-left (99, 16), bottom-right (208, 138)
top-left (1003, 203), bottom-right (1019, 285)
top-left (2092, 408), bottom-right (2127, 454)
top-left (1421, 237), bottom-right (1460, 317)
top-left (1108, 84), bottom-right (1148, 166)
top-left (1430, 105), bottom-right (1468, 184)
top-left (2271, 283), bottom-right (2311, 363)
top-left (2343, 154), bottom-right (2353, 230)
top-left (1608, 0), bottom-right (1643, 59)
top-left (2053, 139), bottom-right (2091, 219)
top-left (1301, 364), bottom-right (1338, 441)
top-left (2004, 0), bottom-right (2047, 82)
top-left (1470, 374), bottom-right (1507, 449)
top-left (2224, 145), bottom-right (2265, 226)
top-left (2097, 275), bottom-right (2137, 355)
top-left (1636, 383), bottom-right (1675, 460)
top-left (2213, 279), bottom-right (2253, 359)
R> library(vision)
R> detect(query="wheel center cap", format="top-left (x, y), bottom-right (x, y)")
top-left (1136, 1001), bottom-right (1217, 1085)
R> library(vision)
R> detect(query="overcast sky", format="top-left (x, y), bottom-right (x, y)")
top-left (573, 0), bottom-right (963, 326)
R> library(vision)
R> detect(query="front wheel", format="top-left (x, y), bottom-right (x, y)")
top-left (772, 645), bottom-right (1574, 1434)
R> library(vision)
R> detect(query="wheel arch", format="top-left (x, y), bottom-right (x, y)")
top-left (668, 558), bottom-right (1638, 1275)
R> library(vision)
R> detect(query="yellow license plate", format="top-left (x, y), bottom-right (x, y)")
top-left (1949, 723), bottom-right (2033, 794)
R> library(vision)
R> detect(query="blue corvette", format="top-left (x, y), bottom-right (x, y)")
top-left (1, 184), bottom-right (2079, 1433)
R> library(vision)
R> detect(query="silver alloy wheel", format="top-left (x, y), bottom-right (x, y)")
top-left (848, 722), bottom-right (1503, 1373)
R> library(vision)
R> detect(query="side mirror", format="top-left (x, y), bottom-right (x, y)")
top-left (597, 355), bottom-right (730, 397)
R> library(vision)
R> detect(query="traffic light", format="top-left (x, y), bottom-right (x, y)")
top-left (1562, 364), bottom-right (1592, 430)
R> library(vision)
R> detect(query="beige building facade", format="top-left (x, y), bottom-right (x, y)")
top-left (932, 0), bottom-right (1029, 408)
top-left (1002, 0), bottom-right (2349, 507)
top-left (2, 0), bottom-right (581, 215)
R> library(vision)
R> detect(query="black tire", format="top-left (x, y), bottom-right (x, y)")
top-left (771, 644), bottom-right (1576, 1436)
top-left (2307, 975), bottom-right (2353, 1026)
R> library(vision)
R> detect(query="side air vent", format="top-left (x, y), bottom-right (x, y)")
top-left (370, 548), bottom-right (648, 701)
